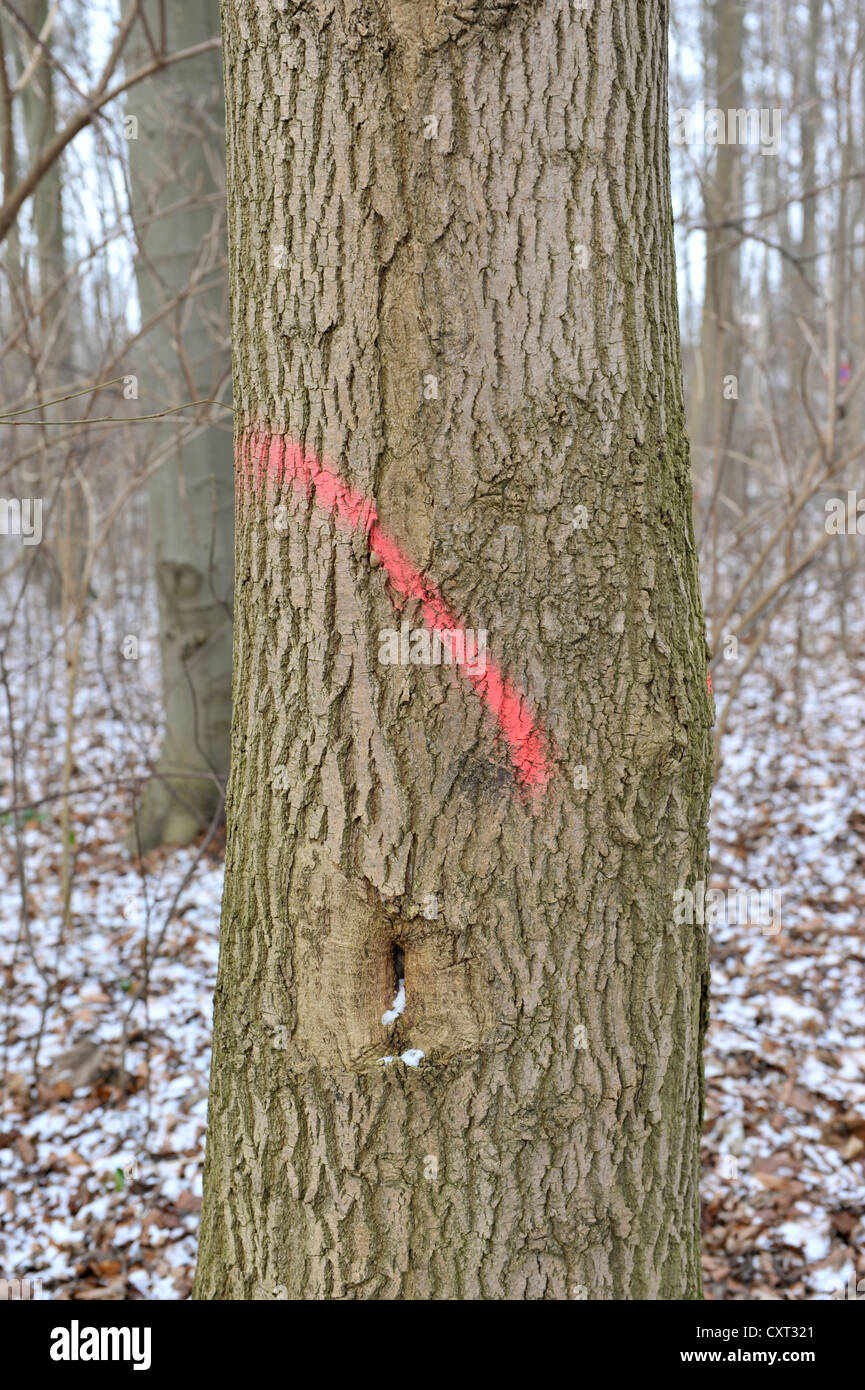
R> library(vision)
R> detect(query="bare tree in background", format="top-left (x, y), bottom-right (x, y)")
top-left (0, 1), bottom-right (232, 1071)
top-left (672, 0), bottom-right (865, 760)
top-left (125, 0), bottom-right (233, 851)
top-left (693, 0), bottom-right (746, 520)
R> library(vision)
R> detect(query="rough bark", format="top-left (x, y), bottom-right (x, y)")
top-left (126, 0), bottom-right (234, 851)
top-left (195, 0), bottom-right (713, 1300)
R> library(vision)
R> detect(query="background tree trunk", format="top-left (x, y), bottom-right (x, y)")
top-left (126, 0), bottom-right (233, 852)
top-left (694, 0), bottom-right (745, 521)
top-left (18, 0), bottom-right (64, 314)
top-left (7, 0), bottom-right (87, 608)
top-left (196, 0), bottom-right (713, 1300)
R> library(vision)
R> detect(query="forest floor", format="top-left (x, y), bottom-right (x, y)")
top-left (1, 576), bottom-right (863, 1300)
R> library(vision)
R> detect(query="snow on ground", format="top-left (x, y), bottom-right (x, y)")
top-left (703, 578), bottom-right (865, 1299)
top-left (0, 589), bottom-right (221, 1300)
top-left (0, 572), bottom-right (863, 1299)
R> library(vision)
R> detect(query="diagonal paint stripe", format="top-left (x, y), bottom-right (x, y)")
top-left (238, 431), bottom-right (551, 791)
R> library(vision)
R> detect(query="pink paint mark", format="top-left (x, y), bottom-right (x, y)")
top-left (238, 431), bottom-right (551, 791)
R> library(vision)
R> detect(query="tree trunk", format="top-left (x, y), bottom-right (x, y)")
top-left (195, 0), bottom-right (713, 1300)
top-left (8, 0), bottom-right (89, 609)
top-left (694, 0), bottom-right (745, 520)
top-left (18, 0), bottom-right (64, 316)
top-left (797, 0), bottom-right (820, 284)
top-left (126, 0), bottom-right (234, 851)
